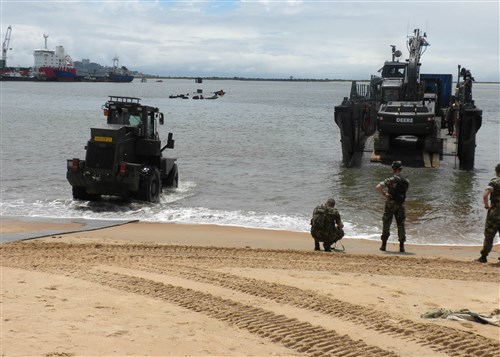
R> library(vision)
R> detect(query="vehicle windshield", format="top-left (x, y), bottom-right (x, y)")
top-left (108, 109), bottom-right (142, 126)
top-left (382, 64), bottom-right (406, 78)
top-left (129, 115), bottom-right (141, 126)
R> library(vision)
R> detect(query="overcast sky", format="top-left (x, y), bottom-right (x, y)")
top-left (1, 0), bottom-right (499, 81)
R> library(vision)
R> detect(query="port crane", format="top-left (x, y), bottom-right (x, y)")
top-left (1, 25), bottom-right (12, 68)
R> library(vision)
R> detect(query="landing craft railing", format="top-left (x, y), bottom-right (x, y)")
top-left (349, 81), bottom-right (374, 101)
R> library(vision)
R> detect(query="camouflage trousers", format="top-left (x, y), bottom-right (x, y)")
top-left (313, 229), bottom-right (345, 250)
top-left (381, 200), bottom-right (406, 243)
top-left (481, 206), bottom-right (500, 256)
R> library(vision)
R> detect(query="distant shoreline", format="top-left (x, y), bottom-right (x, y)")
top-left (141, 75), bottom-right (349, 82)
top-left (139, 75), bottom-right (500, 84)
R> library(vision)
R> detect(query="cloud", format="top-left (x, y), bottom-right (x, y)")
top-left (1, 0), bottom-right (498, 81)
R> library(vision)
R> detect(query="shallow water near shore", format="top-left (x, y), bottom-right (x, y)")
top-left (1, 79), bottom-right (499, 245)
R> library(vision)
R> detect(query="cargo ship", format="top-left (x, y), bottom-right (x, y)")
top-left (80, 56), bottom-right (134, 82)
top-left (2, 27), bottom-right (134, 83)
top-left (106, 56), bottom-right (134, 82)
top-left (33, 34), bottom-right (79, 81)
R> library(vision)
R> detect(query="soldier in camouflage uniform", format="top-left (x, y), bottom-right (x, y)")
top-left (476, 163), bottom-right (500, 263)
top-left (310, 198), bottom-right (344, 252)
top-left (375, 161), bottom-right (410, 253)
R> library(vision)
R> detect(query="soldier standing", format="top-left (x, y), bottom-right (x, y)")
top-left (476, 163), bottom-right (500, 263)
top-left (375, 161), bottom-right (410, 252)
top-left (445, 96), bottom-right (459, 136)
top-left (460, 67), bottom-right (474, 103)
top-left (310, 198), bottom-right (344, 252)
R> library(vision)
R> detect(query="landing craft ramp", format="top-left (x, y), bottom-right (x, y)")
top-left (363, 128), bottom-right (459, 168)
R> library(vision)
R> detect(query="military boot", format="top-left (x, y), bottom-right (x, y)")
top-left (314, 240), bottom-right (320, 251)
top-left (476, 255), bottom-right (487, 263)
top-left (399, 242), bottom-right (405, 253)
top-left (380, 235), bottom-right (388, 251)
top-left (323, 243), bottom-right (332, 252)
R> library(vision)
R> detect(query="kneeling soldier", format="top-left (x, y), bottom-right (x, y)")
top-left (310, 198), bottom-right (344, 252)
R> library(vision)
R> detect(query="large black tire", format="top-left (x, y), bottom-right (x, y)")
top-left (137, 166), bottom-right (161, 202)
top-left (72, 186), bottom-right (101, 201)
top-left (163, 164), bottom-right (179, 188)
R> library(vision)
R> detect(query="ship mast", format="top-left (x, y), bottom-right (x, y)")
top-left (112, 55), bottom-right (119, 70)
top-left (43, 33), bottom-right (49, 49)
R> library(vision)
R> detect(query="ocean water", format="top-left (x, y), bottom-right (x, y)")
top-left (1, 79), bottom-right (499, 245)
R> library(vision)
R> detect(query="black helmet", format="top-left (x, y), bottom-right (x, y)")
top-left (460, 67), bottom-right (467, 75)
top-left (496, 163), bottom-right (500, 173)
top-left (391, 161), bottom-right (402, 169)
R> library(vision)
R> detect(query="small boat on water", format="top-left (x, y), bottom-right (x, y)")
top-left (0, 67), bottom-right (37, 81)
top-left (169, 89), bottom-right (225, 100)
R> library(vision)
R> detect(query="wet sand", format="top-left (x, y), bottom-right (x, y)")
top-left (1, 219), bottom-right (499, 356)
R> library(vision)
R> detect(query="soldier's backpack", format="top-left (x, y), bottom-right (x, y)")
top-left (489, 177), bottom-right (500, 207)
top-left (390, 175), bottom-right (409, 203)
top-left (310, 205), bottom-right (343, 243)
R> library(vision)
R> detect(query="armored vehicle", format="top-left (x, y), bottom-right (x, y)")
top-left (334, 29), bottom-right (482, 169)
top-left (67, 96), bottom-right (178, 202)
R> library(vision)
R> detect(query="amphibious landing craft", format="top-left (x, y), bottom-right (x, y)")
top-left (334, 29), bottom-right (482, 169)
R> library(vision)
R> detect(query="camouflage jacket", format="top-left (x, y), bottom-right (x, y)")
top-left (487, 177), bottom-right (500, 206)
top-left (310, 205), bottom-right (343, 243)
top-left (383, 174), bottom-right (409, 203)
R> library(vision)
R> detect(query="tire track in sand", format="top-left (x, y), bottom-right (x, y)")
top-left (126, 261), bottom-right (500, 357)
top-left (2, 242), bottom-right (499, 357)
top-left (35, 264), bottom-right (399, 357)
top-left (2, 242), bottom-right (497, 282)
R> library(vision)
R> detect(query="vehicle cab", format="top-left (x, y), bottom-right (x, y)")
top-left (380, 62), bottom-right (407, 103)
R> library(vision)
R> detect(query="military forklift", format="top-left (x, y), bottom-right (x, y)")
top-left (67, 96), bottom-right (178, 202)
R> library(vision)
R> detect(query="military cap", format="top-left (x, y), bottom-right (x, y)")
top-left (325, 198), bottom-right (336, 207)
top-left (496, 163), bottom-right (500, 173)
top-left (391, 161), bottom-right (402, 169)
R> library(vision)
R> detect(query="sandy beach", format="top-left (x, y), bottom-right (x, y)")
top-left (1, 219), bottom-right (499, 357)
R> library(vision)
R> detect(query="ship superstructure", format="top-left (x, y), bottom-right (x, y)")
top-left (33, 34), bottom-right (78, 81)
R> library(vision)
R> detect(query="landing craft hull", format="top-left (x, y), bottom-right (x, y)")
top-left (455, 105), bottom-right (482, 170)
top-left (334, 98), bottom-right (482, 169)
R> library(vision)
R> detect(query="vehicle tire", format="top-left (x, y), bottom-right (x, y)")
top-left (164, 164), bottom-right (179, 188)
top-left (72, 186), bottom-right (101, 201)
top-left (138, 166), bottom-right (161, 202)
